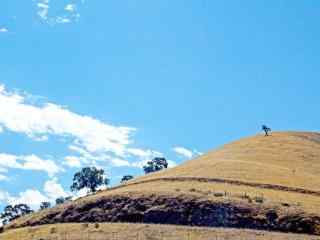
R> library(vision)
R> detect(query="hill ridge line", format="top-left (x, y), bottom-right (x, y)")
top-left (110, 177), bottom-right (320, 197)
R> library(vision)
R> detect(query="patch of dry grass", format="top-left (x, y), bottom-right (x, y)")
top-left (134, 132), bottom-right (320, 191)
top-left (5, 132), bottom-right (320, 237)
top-left (1, 223), bottom-right (318, 240)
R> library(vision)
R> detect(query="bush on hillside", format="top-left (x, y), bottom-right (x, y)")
top-left (121, 175), bottom-right (134, 183)
top-left (143, 158), bottom-right (168, 174)
top-left (40, 202), bottom-right (51, 210)
top-left (0, 204), bottom-right (33, 225)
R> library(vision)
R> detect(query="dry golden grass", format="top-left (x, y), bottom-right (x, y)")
top-left (4, 132), bottom-right (320, 237)
top-left (133, 132), bottom-right (320, 191)
top-left (1, 223), bottom-right (318, 240)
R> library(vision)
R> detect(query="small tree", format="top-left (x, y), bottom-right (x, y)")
top-left (0, 204), bottom-right (33, 225)
top-left (70, 167), bottom-right (109, 193)
top-left (40, 202), bottom-right (51, 210)
top-left (262, 125), bottom-right (271, 136)
top-left (55, 197), bottom-right (65, 205)
top-left (121, 175), bottom-right (134, 183)
top-left (143, 157), bottom-right (168, 174)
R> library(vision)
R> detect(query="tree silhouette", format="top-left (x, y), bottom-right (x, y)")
top-left (0, 204), bottom-right (33, 225)
top-left (55, 197), bottom-right (65, 205)
top-left (143, 157), bottom-right (168, 174)
top-left (40, 202), bottom-right (51, 210)
top-left (121, 175), bottom-right (134, 183)
top-left (262, 125), bottom-right (271, 136)
top-left (70, 167), bottom-right (109, 193)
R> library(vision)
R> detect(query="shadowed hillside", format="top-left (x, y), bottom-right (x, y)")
top-left (3, 132), bottom-right (320, 237)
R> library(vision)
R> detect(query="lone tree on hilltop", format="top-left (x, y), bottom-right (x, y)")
top-left (0, 204), bottom-right (33, 225)
top-left (262, 125), bottom-right (271, 136)
top-left (143, 157), bottom-right (168, 174)
top-left (70, 167), bottom-right (110, 193)
top-left (121, 175), bottom-right (134, 183)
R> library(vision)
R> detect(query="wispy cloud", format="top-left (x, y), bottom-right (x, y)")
top-left (36, 0), bottom-right (50, 20)
top-left (0, 85), bottom-right (164, 170)
top-left (64, 156), bottom-right (82, 168)
top-left (43, 178), bottom-right (68, 200)
top-left (65, 4), bottom-right (76, 12)
top-left (173, 147), bottom-right (202, 159)
top-left (7, 189), bottom-right (48, 209)
top-left (34, 0), bottom-right (82, 25)
top-left (0, 85), bottom-right (135, 158)
top-left (0, 153), bottom-right (61, 177)
top-left (0, 174), bottom-right (8, 181)
top-left (0, 178), bottom-right (69, 209)
top-left (0, 28), bottom-right (8, 33)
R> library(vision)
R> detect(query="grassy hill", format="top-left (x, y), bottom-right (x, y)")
top-left (1, 223), bottom-right (317, 240)
top-left (2, 131), bottom-right (320, 238)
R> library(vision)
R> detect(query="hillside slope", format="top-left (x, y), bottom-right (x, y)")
top-left (135, 131), bottom-right (320, 191)
top-left (1, 223), bottom-right (317, 240)
top-left (3, 131), bottom-right (320, 236)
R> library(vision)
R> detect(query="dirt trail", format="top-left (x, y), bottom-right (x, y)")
top-left (112, 177), bottom-right (320, 197)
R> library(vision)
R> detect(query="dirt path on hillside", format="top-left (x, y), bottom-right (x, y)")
top-left (112, 177), bottom-right (320, 197)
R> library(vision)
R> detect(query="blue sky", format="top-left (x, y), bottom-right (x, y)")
top-left (0, 1), bottom-right (320, 210)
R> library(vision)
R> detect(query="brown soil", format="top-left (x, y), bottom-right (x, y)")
top-left (7, 194), bottom-right (320, 235)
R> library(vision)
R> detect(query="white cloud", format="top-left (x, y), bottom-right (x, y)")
top-left (0, 178), bottom-right (68, 209)
top-left (56, 17), bottom-right (71, 24)
top-left (0, 191), bottom-right (10, 204)
top-left (37, 0), bottom-right (50, 20)
top-left (173, 147), bottom-right (202, 159)
top-left (129, 149), bottom-right (164, 168)
top-left (65, 4), bottom-right (76, 12)
top-left (0, 153), bottom-right (61, 177)
top-left (0, 85), bottom-right (135, 159)
top-left (35, 0), bottom-right (82, 25)
top-left (0, 28), bottom-right (8, 33)
top-left (110, 158), bottom-right (130, 167)
top-left (8, 189), bottom-right (48, 209)
top-left (43, 178), bottom-right (68, 200)
top-left (173, 147), bottom-right (194, 158)
top-left (167, 160), bottom-right (177, 168)
top-left (127, 148), bottom-right (163, 158)
top-left (0, 174), bottom-right (8, 181)
top-left (64, 156), bottom-right (82, 168)
top-left (0, 84), bottom-right (170, 174)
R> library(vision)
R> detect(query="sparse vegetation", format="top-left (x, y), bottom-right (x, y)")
top-left (40, 202), bottom-right (51, 210)
top-left (143, 157), bottom-right (168, 174)
top-left (50, 227), bottom-right (57, 234)
top-left (1, 223), bottom-right (317, 240)
top-left (213, 192), bottom-right (224, 197)
top-left (121, 175), bottom-right (134, 183)
top-left (262, 125), bottom-right (271, 136)
top-left (55, 197), bottom-right (65, 205)
top-left (0, 204), bottom-right (33, 225)
top-left (3, 132), bottom-right (320, 238)
top-left (254, 196), bottom-right (264, 203)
